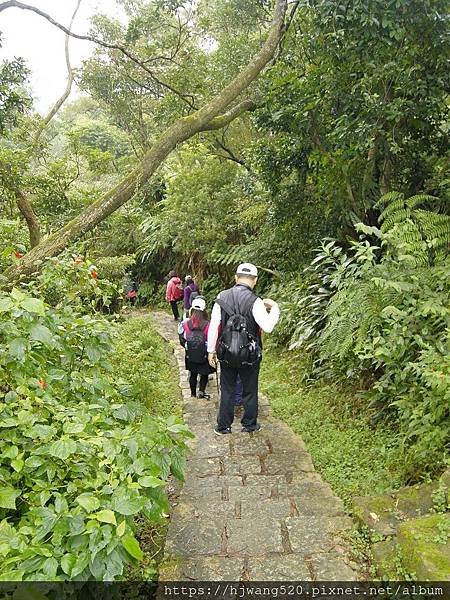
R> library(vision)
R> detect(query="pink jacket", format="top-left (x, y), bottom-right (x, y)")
top-left (166, 277), bottom-right (183, 302)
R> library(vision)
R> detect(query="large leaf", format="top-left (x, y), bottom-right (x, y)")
top-left (111, 488), bottom-right (145, 515)
top-left (122, 534), bottom-right (143, 561)
top-left (0, 487), bottom-right (20, 509)
top-left (138, 476), bottom-right (165, 488)
top-left (76, 494), bottom-right (100, 513)
top-left (92, 509), bottom-right (116, 525)
top-left (48, 438), bottom-right (77, 460)
top-left (29, 324), bottom-right (53, 345)
top-left (8, 338), bottom-right (27, 360)
top-left (20, 298), bottom-right (45, 315)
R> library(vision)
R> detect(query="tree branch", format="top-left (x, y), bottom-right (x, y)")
top-left (0, 0), bottom-right (197, 109)
top-left (15, 190), bottom-right (41, 247)
top-left (33, 0), bottom-right (82, 144)
top-left (199, 100), bottom-right (258, 131)
top-left (1, 0), bottom-right (288, 285)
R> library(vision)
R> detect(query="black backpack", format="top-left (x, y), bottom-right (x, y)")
top-left (185, 320), bottom-right (207, 364)
top-left (216, 294), bottom-right (261, 368)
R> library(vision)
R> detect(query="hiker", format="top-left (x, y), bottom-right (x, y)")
top-left (183, 275), bottom-right (200, 318)
top-left (207, 263), bottom-right (280, 434)
top-left (124, 277), bottom-right (139, 306)
top-left (165, 270), bottom-right (183, 321)
top-left (178, 296), bottom-right (215, 399)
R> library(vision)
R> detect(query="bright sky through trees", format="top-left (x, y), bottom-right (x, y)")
top-left (0, 0), bottom-right (124, 112)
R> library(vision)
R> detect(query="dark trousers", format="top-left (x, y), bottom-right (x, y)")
top-left (189, 372), bottom-right (208, 396)
top-left (218, 362), bottom-right (260, 431)
top-left (169, 300), bottom-right (179, 320)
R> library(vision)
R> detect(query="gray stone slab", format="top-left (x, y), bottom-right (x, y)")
top-left (310, 553), bottom-right (357, 580)
top-left (286, 516), bottom-right (353, 555)
top-left (228, 484), bottom-right (274, 502)
top-left (292, 496), bottom-right (346, 517)
top-left (227, 517), bottom-right (284, 556)
top-left (240, 498), bottom-right (292, 520)
top-left (264, 452), bottom-right (315, 475)
top-left (165, 515), bottom-right (225, 556)
top-left (183, 474), bottom-right (243, 493)
top-left (245, 474), bottom-right (288, 486)
top-left (278, 482), bottom-right (336, 498)
top-left (248, 554), bottom-right (311, 580)
top-left (223, 455), bottom-right (262, 476)
top-left (185, 457), bottom-right (221, 476)
top-left (159, 557), bottom-right (245, 580)
top-left (231, 437), bottom-right (270, 456)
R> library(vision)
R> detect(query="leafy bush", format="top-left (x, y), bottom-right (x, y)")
top-left (284, 193), bottom-right (450, 479)
top-left (0, 290), bottom-right (192, 581)
top-left (26, 253), bottom-right (124, 314)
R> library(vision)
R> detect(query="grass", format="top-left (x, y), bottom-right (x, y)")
top-left (110, 311), bottom-right (182, 580)
top-left (260, 344), bottom-right (405, 508)
top-left (111, 312), bottom-right (181, 417)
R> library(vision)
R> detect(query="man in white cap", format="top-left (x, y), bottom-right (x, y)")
top-left (207, 263), bottom-right (280, 434)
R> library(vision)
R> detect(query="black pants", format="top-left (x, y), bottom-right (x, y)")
top-left (189, 372), bottom-right (208, 396)
top-left (217, 362), bottom-right (260, 431)
top-left (169, 300), bottom-right (179, 320)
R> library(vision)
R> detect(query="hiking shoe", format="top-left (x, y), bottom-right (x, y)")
top-left (241, 424), bottom-right (262, 433)
top-left (197, 391), bottom-right (210, 399)
top-left (214, 426), bottom-right (232, 435)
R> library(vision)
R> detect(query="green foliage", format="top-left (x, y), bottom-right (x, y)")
top-left (0, 50), bottom-right (31, 133)
top-left (260, 345), bottom-right (404, 507)
top-left (284, 193), bottom-right (450, 479)
top-left (0, 290), bottom-right (192, 580)
top-left (110, 314), bottom-right (181, 417)
top-left (26, 253), bottom-right (128, 314)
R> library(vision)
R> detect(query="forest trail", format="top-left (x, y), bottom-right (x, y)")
top-left (151, 311), bottom-right (360, 581)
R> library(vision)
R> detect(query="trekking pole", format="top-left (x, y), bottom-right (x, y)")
top-left (215, 362), bottom-right (220, 400)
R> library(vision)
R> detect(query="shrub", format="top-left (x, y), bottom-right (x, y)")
top-left (0, 289), bottom-right (192, 581)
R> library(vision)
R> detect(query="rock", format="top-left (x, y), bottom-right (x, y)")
top-left (371, 539), bottom-right (399, 578)
top-left (398, 513), bottom-right (450, 580)
top-left (352, 494), bottom-right (400, 536)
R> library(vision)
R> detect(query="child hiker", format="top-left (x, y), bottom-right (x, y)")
top-left (178, 296), bottom-right (215, 399)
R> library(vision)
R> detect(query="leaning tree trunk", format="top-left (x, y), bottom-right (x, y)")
top-left (15, 191), bottom-right (41, 248)
top-left (0, 0), bottom-right (288, 286)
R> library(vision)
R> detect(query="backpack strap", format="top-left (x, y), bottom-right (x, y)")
top-left (215, 297), bottom-right (235, 317)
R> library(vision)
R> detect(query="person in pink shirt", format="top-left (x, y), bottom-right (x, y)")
top-left (165, 270), bottom-right (183, 321)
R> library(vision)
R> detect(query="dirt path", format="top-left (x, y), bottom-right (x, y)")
top-left (151, 311), bottom-right (360, 581)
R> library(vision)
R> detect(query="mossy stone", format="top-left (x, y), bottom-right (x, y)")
top-left (352, 494), bottom-right (400, 536)
top-left (397, 514), bottom-right (450, 580)
top-left (372, 539), bottom-right (399, 578)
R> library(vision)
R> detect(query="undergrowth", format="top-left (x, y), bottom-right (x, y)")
top-left (260, 345), bottom-right (405, 507)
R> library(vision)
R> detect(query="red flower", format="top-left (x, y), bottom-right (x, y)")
top-left (91, 270), bottom-right (98, 279)
top-left (38, 378), bottom-right (46, 390)
top-left (14, 251), bottom-right (23, 258)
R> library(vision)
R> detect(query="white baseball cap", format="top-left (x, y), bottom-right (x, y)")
top-left (191, 296), bottom-right (206, 311)
top-left (236, 262), bottom-right (258, 277)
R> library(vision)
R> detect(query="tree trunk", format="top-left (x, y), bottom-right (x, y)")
top-left (15, 191), bottom-right (41, 248)
top-left (1, 0), bottom-right (288, 286)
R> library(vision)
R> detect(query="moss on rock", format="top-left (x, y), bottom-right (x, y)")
top-left (397, 514), bottom-right (450, 580)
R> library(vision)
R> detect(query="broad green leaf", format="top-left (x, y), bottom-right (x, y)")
top-left (42, 557), bottom-right (58, 578)
top-left (29, 324), bottom-right (53, 345)
top-left (138, 476), bottom-right (165, 488)
top-left (61, 553), bottom-right (77, 576)
top-left (20, 297), bottom-right (45, 315)
top-left (85, 343), bottom-right (102, 363)
top-left (0, 487), bottom-right (20, 509)
top-left (48, 438), bottom-right (77, 460)
top-left (111, 488), bottom-right (145, 515)
top-left (63, 421), bottom-right (85, 434)
top-left (0, 297), bottom-right (13, 312)
top-left (8, 338), bottom-right (27, 360)
top-left (11, 458), bottom-right (24, 472)
top-left (116, 520), bottom-right (126, 537)
top-left (92, 509), bottom-right (116, 525)
top-left (76, 494), bottom-right (100, 513)
top-left (122, 534), bottom-right (143, 561)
